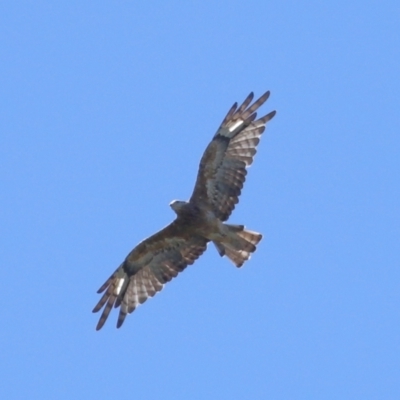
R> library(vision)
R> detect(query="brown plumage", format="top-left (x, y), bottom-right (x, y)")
top-left (93, 91), bottom-right (276, 330)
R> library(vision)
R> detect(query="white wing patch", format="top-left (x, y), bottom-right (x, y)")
top-left (115, 278), bottom-right (125, 295)
top-left (228, 119), bottom-right (245, 132)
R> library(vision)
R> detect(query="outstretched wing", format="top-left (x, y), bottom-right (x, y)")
top-left (93, 220), bottom-right (208, 330)
top-left (190, 91), bottom-right (276, 221)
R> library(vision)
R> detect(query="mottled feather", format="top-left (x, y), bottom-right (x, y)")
top-left (190, 91), bottom-right (276, 220)
top-left (93, 220), bottom-right (208, 330)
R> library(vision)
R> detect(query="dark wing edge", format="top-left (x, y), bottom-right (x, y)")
top-left (92, 224), bottom-right (208, 330)
top-left (190, 91), bottom-right (276, 221)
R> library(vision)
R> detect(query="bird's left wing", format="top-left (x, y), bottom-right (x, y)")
top-left (92, 221), bottom-right (208, 330)
top-left (190, 91), bottom-right (276, 221)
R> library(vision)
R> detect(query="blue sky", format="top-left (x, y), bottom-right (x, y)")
top-left (1, 1), bottom-right (399, 399)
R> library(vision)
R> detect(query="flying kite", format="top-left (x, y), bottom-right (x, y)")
top-left (93, 91), bottom-right (276, 330)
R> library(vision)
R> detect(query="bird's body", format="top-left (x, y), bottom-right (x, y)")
top-left (93, 91), bottom-right (276, 330)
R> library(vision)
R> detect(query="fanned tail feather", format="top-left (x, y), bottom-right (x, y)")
top-left (213, 224), bottom-right (262, 267)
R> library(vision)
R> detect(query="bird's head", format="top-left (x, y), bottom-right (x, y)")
top-left (169, 200), bottom-right (189, 215)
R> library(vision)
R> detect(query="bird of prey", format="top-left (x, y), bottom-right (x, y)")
top-left (93, 91), bottom-right (276, 330)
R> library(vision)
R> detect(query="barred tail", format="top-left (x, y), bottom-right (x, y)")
top-left (213, 224), bottom-right (262, 267)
